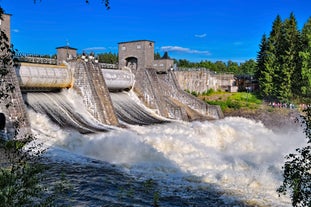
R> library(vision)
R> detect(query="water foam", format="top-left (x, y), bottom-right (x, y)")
top-left (25, 88), bottom-right (306, 206)
top-left (29, 108), bottom-right (305, 206)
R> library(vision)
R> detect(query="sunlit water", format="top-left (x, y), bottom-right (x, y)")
top-left (26, 90), bottom-right (306, 206)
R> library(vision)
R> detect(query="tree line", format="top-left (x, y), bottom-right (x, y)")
top-left (255, 13), bottom-right (311, 103)
top-left (175, 59), bottom-right (257, 75)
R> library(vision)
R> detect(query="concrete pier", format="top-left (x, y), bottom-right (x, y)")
top-left (71, 60), bottom-right (119, 126)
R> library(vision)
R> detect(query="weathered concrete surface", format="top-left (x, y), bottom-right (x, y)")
top-left (132, 67), bottom-right (223, 121)
top-left (0, 65), bottom-right (31, 139)
top-left (174, 70), bottom-right (236, 93)
top-left (132, 68), bottom-right (170, 117)
top-left (71, 60), bottom-right (119, 126)
top-left (157, 71), bottom-right (224, 120)
top-left (116, 40), bottom-right (224, 121)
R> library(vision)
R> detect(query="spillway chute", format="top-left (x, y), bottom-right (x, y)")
top-left (110, 91), bottom-right (169, 126)
top-left (24, 90), bottom-right (116, 133)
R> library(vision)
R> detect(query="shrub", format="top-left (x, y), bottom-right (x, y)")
top-left (277, 107), bottom-right (311, 206)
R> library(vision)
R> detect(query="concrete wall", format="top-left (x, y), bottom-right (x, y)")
top-left (153, 59), bottom-right (174, 73)
top-left (0, 63), bottom-right (31, 139)
top-left (132, 67), bottom-right (223, 121)
top-left (71, 60), bottom-right (119, 126)
top-left (174, 70), bottom-right (236, 93)
top-left (157, 71), bottom-right (224, 120)
top-left (56, 46), bottom-right (77, 65)
top-left (118, 40), bottom-right (154, 74)
top-left (0, 14), bottom-right (11, 45)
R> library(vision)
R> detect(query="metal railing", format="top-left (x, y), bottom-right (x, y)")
top-left (14, 53), bottom-right (57, 65)
top-left (98, 62), bottom-right (118, 69)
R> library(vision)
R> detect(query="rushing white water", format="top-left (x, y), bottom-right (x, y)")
top-left (28, 110), bottom-right (306, 206)
top-left (110, 91), bottom-right (169, 125)
top-left (25, 89), bottom-right (306, 206)
top-left (24, 90), bottom-right (116, 133)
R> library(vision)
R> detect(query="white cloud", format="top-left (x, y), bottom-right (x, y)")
top-left (83, 47), bottom-right (106, 51)
top-left (194, 33), bottom-right (207, 38)
top-left (12, 29), bottom-right (19, 33)
top-left (161, 46), bottom-right (210, 55)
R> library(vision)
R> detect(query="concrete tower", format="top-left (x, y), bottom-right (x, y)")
top-left (118, 40), bottom-right (154, 73)
top-left (56, 46), bottom-right (77, 65)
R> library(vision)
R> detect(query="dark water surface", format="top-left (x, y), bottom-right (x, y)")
top-left (42, 154), bottom-right (253, 207)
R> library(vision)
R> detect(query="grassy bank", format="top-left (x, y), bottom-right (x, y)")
top-left (197, 91), bottom-right (263, 113)
top-left (195, 90), bottom-right (300, 130)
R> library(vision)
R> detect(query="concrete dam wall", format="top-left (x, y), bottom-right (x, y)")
top-left (132, 67), bottom-right (223, 122)
top-left (1, 40), bottom-right (223, 139)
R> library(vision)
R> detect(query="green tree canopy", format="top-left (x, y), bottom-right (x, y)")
top-left (97, 52), bottom-right (118, 64)
top-left (299, 17), bottom-right (311, 98)
top-left (255, 13), bottom-right (311, 102)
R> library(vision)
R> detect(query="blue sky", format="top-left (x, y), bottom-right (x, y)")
top-left (1, 0), bottom-right (311, 63)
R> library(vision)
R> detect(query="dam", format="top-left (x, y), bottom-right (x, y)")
top-left (1, 40), bottom-right (223, 139)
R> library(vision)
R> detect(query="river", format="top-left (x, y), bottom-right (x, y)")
top-left (27, 106), bottom-right (305, 206)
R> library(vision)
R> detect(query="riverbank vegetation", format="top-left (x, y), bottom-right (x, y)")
top-left (196, 89), bottom-right (262, 112)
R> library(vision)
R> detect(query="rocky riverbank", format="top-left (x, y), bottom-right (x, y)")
top-left (223, 105), bottom-right (301, 131)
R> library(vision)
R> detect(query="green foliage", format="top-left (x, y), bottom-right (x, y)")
top-left (0, 134), bottom-right (72, 206)
top-left (278, 107), bottom-right (311, 207)
top-left (184, 89), bottom-right (201, 97)
top-left (191, 91), bottom-right (199, 97)
top-left (202, 92), bottom-right (262, 111)
top-left (255, 34), bottom-right (268, 81)
top-left (202, 88), bottom-right (215, 96)
top-left (299, 17), bottom-right (311, 98)
top-left (97, 52), bottom-right (118, 64)
top-left (256, 13), bottom-right (311, 206)
top-left (176, 59), bottom-right (256, 76)
top-left (154, 51), bottom-right (161, 60)
top-left (255, 13), bottom-right (311, 102)
top-left (230, 92), bottom-right (262, 104)
top-left (225, 99), bottom-right (241, 110)
top-left (176, 59), bottom-right (197, 68)
top-left (239, 59), bottom-right (257, 76)
top-left (1, 138), bottom-right (47, 206)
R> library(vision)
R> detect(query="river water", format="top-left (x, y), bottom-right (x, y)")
top-left (27, 108), bottom-right (305, 207)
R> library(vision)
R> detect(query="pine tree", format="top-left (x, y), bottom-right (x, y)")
top-left (255, 35), bottom-right (276, 100)
top-left (299, 17), bottom-right (311, 99)
top-left (256, 34), bottom-right (267, 78)
top-left (260, 49), bottom-right (276, 99)
top-left (267, 15), bottom-right (285, 100)
top-left (278, 13), bottom-right (301, 102)
top-left (269, 15), bottom-right (284, 59)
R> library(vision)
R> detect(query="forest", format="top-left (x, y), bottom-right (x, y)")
top-left (256, 13), bottom-right (311, 104)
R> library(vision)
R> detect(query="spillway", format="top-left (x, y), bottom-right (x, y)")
top-left (24, 90), bottom-right (116, 133)
top-left (110, 91), bottom-right (169, 125)
top-left (16, 61), bottom-right (165, 130)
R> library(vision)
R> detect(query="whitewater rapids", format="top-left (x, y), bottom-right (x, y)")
top-left (28, 106), bottom-right (305, 206)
